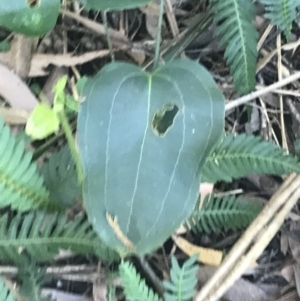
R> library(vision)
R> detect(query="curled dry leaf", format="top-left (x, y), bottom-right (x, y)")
top-left (173, 236), bottom-right (223, 267)
top-left (0, 63), bottom-right (38, 112)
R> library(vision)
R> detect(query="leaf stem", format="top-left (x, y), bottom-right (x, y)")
top-left (102, 10), bottom-right (115, 62)
top-left (153, 0), bottom-right (165, 70)
top-left (136, 256), bottom-right (164, 297)
top-left (58, 110), bottom-right (84, 187)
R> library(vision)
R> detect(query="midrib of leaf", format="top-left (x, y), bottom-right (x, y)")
top-left (178, 268), bottom-right (184, 301)
top-left (233, 0), bottom-right (250, 92)
top-left (203, 209), bottom-right (254, 216)
top-left (29, 273), bottom-right (40, 301)
top-left (0, 168), bottom-right (49, 207)
top-left (206, 152), bottom-right (300, 172)
top-left (127, 73), bottom-right (152, 235)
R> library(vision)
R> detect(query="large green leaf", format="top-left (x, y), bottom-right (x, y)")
top-left (0, 0), bottom-right (60, 36)
top-left (77, 60), bottom-right (225, 256)
top-left (78, 0), bottom-right (151, 10)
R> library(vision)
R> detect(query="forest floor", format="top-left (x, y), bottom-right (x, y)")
top-left (1, 1), bottom-right (300, 301)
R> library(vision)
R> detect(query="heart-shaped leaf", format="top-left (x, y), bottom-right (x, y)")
top-left (77, 60), bottom-right (225, 256)
top-left (0, 0), bottom-right (60, 36)
top-left (78, 0), bottom-right (151, 11)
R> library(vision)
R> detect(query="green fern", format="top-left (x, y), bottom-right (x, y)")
top-left (119, 260), bottom-right (162, 301)
top-left (163, 255), bottom-right (198, 301)
top-left (0, 212), bottom-right (118, 264)
top-left (0, 276), bottom-right (15, 301)
top-left (201, 134), bottom-right (300, 183)
top-left (18, 256), bottom-right (53, 301)
top-left (185, 195), bottom-right (262, 234)
top-left (261, 0), bottom-right (300, 40)
top-left (0, 118), bottom-right (52, 211)
top-left (210, 0), bottom-right (258, 95)
top-left (41, 145), bottom-right (80, 207)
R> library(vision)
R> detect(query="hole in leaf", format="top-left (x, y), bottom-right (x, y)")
top-left (152, 104), bottom-right (179, 137)
top-left (27, 0), bottom-right (39, 8)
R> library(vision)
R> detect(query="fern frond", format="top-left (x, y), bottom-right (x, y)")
top-left (185, 195), bottom-right (262, 234)
top-left (0, 118), bottom-right (51, 211)
top-left (0, 277), bottom-right (15, 301)
top-left (163, 256), bottom-right (198, 301)
top-left (210, 0), bottom-right (258, 94)
top-left (18, 257), bottom-right (51, 301)
top-left (41, 145), bottom-right (80, 207)
top-left (0, 212), bottom-right (118, 264)
top-left (119, 260), bottom-right (162, 301)
top-left (260, 0), bottom-right (300, 39)
top-left (201, 134), bottom-right (300, 183)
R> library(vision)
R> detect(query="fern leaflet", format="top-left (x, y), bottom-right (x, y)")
top-left (41, 145), bottom-right (80, 207)
top-left (185, 195), bottom-right (262, 234)
top-left (201, 134), bottom-right (300, 183)
top-left (119, 260), bottom-right (162, 301)
top-left (18, 256), bottom-right (53, 301)
top-left (0, 212), bottom-right (118, 264)
top-left (260, 0), bottom-right (300, 40)
top-left (163, 255), bottom-right (198, 301)
top-left (210, 0), bottom-right (258, 94)
top-left (0, 118), bottom-right (52, 211)
top-left (0, 276), bottom-right (15, 301)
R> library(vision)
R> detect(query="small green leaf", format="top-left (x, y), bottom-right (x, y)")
top-left (76, 76), bottom-right (88, 95)
top-left (25, 103), bottom-right (59, 140)
top-left (78, 59), bottom-right (225, 256)
top-left (53, 75), bottom-right (68, 94)
top-left (0, 0), bottom-right (60, 36)
top-left (78, 0), bottom-right (151, 10)
top-left (163, 255), bottom-right (198, 301)
top-left (53, 76), bottom-right (68, 113)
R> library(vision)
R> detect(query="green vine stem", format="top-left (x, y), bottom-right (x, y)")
top-left (58, 110), bottom-right (84, 187)
top-left (153, 0), bottom-right (165, 70)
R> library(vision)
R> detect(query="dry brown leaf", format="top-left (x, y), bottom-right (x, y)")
top-left (9, 34), bottom-right (34, 79)
top-left (29, 50), bottom-right (111, 77)
top-left (282, 264), bottom-right (296, 286)
top-left (140, 3), bottom-right (160, 15)
top-left (93, 279), bottom-right (108, 301)
top-left (281, 231), bottom-right (289, 256)
top-left (288, 222), bottom-right (300, 264)
top-left (197, 266), bottom-right (279, 301)
top-left (0, 107), bottom-right (30, 125)
top-left (146, 13), bottom-right (160, 39)
top-left (293, 263), bottom-right (300, 298)
top-left (275, 290), bottom-right (300, 301)
top-left (62, 10), bottom-right (130, 46)
top-left (173, 236), bottom-right (222, 266)
top-left (0, 63), bottom-right (38, 112)
top-left (257, 38), bottom-right (300, 73)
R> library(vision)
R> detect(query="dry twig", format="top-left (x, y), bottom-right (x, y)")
top-left (194, 173), bottom-right (300, 301)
